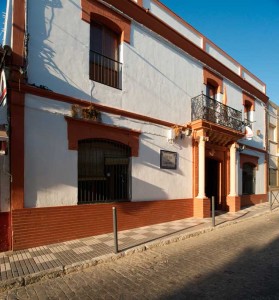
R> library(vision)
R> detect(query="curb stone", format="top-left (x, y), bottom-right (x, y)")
top-left (63, 259), bottom-right (98, 275)
top-left (0, 206), bottom-right (277, 293)
top-left (0, 277), bottom-right (23, 293)
top-left (23, 267), bottom-right (64, 286)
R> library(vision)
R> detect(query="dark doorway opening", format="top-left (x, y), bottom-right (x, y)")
top-left (205, 158), bottom-right (219, 210)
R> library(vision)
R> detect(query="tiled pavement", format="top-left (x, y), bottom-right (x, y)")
top-left (0, 202), bottom-right (276, 290)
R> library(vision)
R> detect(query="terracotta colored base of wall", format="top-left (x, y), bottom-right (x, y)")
top-left (12, 199), bottom-right (193, 251)
top-left (241, 194), bottom-right (268, 207)
top-left (226, 195), bottom-right (240, 212)
top-left (193, 198), bottom-right (210, 218)
top-left (0, 212), bottom-right (11, 252)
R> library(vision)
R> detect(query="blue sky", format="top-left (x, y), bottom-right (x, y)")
top-left (0, 0), bottom-right (278, 103)
top-left (161, 0), bottom-right (279, 103)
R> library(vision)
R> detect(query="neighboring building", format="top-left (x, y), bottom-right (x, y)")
top-left (0, 0), bottom-right (269, 251)
top-left (268, 101), bottom-right (279, 188)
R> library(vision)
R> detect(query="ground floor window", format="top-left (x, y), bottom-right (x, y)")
top-left (269, 168), bottom-right (277, 187)
top-left (242, 162), bottom-right (256, 195)
top-left (78, 139), bottom-right (131, 203)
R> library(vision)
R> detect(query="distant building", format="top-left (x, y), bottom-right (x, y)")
top-left (268, 101), bottom-right (279, 188)
top-left (0, 0), bottom-right (269, 251)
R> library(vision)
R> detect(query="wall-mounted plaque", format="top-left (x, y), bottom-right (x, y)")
top-left (160, 150), bottom-right (177, 169)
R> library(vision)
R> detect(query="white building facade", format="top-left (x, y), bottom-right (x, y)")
top-left (268, 101), bottom-right (279, 188)
top-left (0, 0), bottom-right (268, 251)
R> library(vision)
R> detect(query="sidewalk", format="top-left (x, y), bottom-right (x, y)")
top-left (0, 202), bottom-right (275, 292)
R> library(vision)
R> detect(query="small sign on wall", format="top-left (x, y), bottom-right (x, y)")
top-left (160, 150), bottom-right (177, 169)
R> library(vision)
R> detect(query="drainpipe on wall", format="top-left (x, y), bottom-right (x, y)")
top-left (2, 0), bottom-right (12, 46)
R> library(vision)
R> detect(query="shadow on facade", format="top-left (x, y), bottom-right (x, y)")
top-left (27, 0), bottom-right (93, 101)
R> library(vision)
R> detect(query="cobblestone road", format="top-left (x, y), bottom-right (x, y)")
top-left (1, 211), bottom-right (279, 299)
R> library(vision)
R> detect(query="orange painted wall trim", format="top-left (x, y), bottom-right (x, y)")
top-left (240, 153), bottom-right (259, 170)
top-left (11, 0), bottom-right (25, 68)
top-left (243, 92), bottom-right (255, 111)
top-left (203, 67), bottom-right (223, 93)
top-left (241, 194), bottom-right (267, 207)
top-left (9, 0), bottom-right (26, 211)
top-left (136, 0), bottom-right (143, 7)
top-left (10, 90), bottom-right (25, 210)
top-left (238, 143), bottom-right (267, 154)
top-left (81, 0), bottom-right (131, 43)
top-left (10, 82), bottom-right (179, 129)
top-left (65, 116), bottom-right (141, 156)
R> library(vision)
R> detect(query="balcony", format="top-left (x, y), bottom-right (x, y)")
top-left (90, 51), bottom-right (122, 89)
top-left (191, 94), bottom-right (243, 132)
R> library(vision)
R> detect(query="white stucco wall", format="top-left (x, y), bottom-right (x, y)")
top-left (23, 0), bottom-right (267, 208)
top-left (26, 0), bottom-right (202, 125)
top-left (268, 103), bottom-right (278, 171)
top-left (268, 104), bottom-right (277, 127)
top-left (124, 25), bottom-right (203, 123)
top-left (24, 95), bottom-right (77, 208)
top-left (242, 71), bottom-right (265, 93)
top-left (222, 79), bottom-right (242, 109)
top-left (149, 0), bottom-right (202, 48)
top-left (206, 44), bottom-right (240, 75)
top-left (241, 100), bottom-right (266, 150)
top-left (24, 95), bottom-right (193, 208)
top-left (26, 0), bottom-right (265, 106)
top-left (24, 0), bottom-right (201, 208)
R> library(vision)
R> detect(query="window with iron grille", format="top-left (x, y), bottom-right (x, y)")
top-left (90, 21), bottom-right (122, 89)
top-left (269, 168), bottom-right (277, 187)
top-left (78, 139), bottom-right (131, 204)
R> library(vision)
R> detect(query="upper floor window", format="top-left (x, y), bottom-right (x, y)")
top-left (90, 21), bottom-right (122, 89)
top-left (206, 82), bottom-right (218, 100)
top-left (244, 100), bottom-right (253, 128)
top-left (243, 93), bottom-right (255, 129)
top-left (269, 124), bottom-right (276, 142)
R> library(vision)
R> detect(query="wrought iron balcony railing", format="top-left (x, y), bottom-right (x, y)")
top-left (191, 93), bottom-right (243, 132)
top-left (90, 51), bottom-right (122, 89)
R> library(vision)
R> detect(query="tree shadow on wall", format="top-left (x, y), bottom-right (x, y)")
top-left (27, 0), bottom-right (94, 101)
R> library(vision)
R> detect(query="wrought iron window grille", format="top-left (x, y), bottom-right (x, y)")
top-left (90, 50), bottom-right (122, 89)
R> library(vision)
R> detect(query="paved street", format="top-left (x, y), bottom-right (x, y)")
top-left (1, 210), bottom-right (279, 299)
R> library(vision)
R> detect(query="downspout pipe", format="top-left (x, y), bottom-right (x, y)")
top-left (2, 0), bottom-right (12, 47)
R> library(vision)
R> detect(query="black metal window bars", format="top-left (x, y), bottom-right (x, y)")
top-left (90, 50), bottom-right (122, 89)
